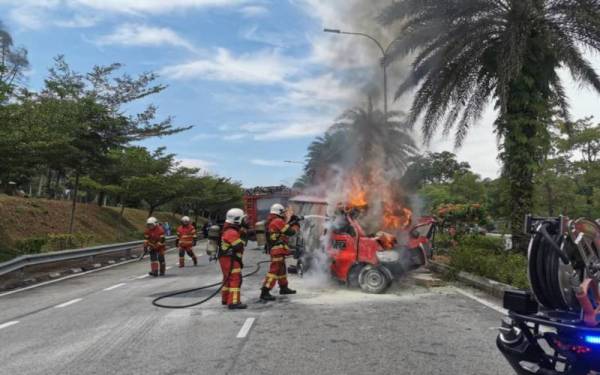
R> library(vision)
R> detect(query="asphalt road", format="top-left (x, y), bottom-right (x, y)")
top-left (0, 242), bottom-right (514, 375)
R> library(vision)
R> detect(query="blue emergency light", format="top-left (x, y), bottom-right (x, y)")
top-left (584, 335), bottom-right (600, 345)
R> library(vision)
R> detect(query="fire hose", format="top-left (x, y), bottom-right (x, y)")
top-left (151, 259), bottom-right (272, 309)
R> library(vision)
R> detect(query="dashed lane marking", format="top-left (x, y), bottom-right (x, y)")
top-left (54, 298), bottom-right (83, 308)
top-left (103, 283), bottom-right (126, 291)
top-left (0, 321), bottom-right (19, 330)
top-left (236, 317), bottom-right (256, 338)
top-left (453, 287), bottom-right (507, 315)
top-left (135, 274), bottom-right (149, 279)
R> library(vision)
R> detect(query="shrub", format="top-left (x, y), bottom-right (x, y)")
top-left (449, 236), bottom-right (529, 290)
top-left (45, 233), bottom-right (95, 251)
top-left (15, 237), bottom-right (48, 254)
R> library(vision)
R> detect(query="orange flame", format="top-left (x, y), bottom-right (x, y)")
top-left (340, 173), bottom-right (413, 232)
top-left (347, 177), bottom-right (368, 209)
top-left (383, 205), bottom-right (413, 231)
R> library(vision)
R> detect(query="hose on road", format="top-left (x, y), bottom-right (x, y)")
top-left (151, 260), bottom-right (271, 309)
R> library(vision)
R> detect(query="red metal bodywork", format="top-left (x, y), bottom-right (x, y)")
top-left (327, 215), bottom-right (436, 282)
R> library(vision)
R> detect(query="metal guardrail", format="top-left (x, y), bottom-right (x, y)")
top-left (0, 236), bottom-right (177, 278)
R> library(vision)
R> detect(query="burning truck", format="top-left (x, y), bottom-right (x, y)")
top-left (253, 180), bottom-right (437, 294)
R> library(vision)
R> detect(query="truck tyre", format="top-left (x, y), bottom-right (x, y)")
top-left (347, 264), bottom-right (363, 288)
top-left (358, 266), bottom-right (390, 294)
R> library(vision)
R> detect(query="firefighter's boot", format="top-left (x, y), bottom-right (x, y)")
top-left (148, 271), bottom-right (158, 277)
top-left (192, 256), bottom-right (198, 266)
top-left (228, 303), bottom-right (247, 310)
top-left (159, 263), bottom-right (166, 276)
top-left (260, 287), bottom-right (276, 301)
top-left (279, 286), bottom-right (296, 295)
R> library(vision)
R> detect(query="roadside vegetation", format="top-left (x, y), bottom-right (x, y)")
top-left (0, 23), bottom-right (243, 259)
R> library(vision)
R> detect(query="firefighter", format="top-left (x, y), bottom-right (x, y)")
top-left (219, 208), bottom-right (247, 310)
top-left (260, 203), bottom-right (300, 301)
top-left (176, 216), bottom-right (198, 267)
top-left (144, 217), bottom-right (166, 277)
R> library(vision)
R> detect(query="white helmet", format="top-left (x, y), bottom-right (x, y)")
top-left (225, 208), bottom-right (246, 225)
top-left (146, 217), bottom-right (158, 226)
top-left (181, 216), bottom-right (191, 224)
top-left (270, 203), bottom-right (286, 216)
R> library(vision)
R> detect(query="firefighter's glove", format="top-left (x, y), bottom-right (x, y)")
top-left (224, 248), bottom-right (236, 257)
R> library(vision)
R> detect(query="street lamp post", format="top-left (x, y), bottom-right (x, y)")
top-left (324, 28), bottom-right (398, 117)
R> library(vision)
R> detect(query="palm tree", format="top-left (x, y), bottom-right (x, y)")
top-left (380, 0), bottom-right (600, 248)
top-left (330, 101), bottom-right (418, 176)
top-left (297, 100), bottom-right (418, 187)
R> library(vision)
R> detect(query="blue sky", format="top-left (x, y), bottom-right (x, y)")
top-left (2, 0), bottom-right (600, 188)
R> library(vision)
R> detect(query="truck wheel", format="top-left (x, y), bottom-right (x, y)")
top-left (358, 266), bottom-right (390, 294)
top-left (347, 264), bottom-right (363, 288)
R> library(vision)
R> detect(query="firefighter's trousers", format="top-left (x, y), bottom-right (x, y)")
top-left (149, 246), bottom-right (166, 275)
top-left (178, 246), bottom-right (197, 267)
top-left (262, 256), bottom-right (288, 290)
top-left (219, 256), bottom-right (243, 305)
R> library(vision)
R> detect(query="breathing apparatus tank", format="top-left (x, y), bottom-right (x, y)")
top-left (255, 221), bottom-right (266, 248)
top-left (206, 225), bottom-right (221, 258)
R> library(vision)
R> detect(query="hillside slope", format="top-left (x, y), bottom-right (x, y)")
top-left (0, 195), bottom-right (180, 261)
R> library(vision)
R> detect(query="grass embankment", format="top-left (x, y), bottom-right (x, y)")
top-left (0, 195), bottom-right (179, 262)
top-left (434, 235), bottom-right (529, 290)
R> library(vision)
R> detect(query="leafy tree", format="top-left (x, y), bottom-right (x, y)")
top-left (172, 176), bottom-right (243, 222)
top-left (381, 0), bottom-right (600, 249)
top-left (0, 21), bottom-right (28, 101)
top-left (39, 56), bottom-right (191, 232)
top-left (126, 167), bottom-right (200, 217)
top-left (403, 151), bottom-right (471, 190)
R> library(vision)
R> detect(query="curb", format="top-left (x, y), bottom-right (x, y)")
top-left (427, 260), bottom-right (516, 299)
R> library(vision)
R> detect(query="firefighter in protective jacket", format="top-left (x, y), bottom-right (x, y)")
top-left (144, 217), bottom-right (166, 277)
top-left (176, 216), bottom-right (198, 267)
top-left (260, 203), bottom-right (300, 301)
top-left (219, 208), bottom-right (247, 310)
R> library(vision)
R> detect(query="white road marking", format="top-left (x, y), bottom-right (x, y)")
top-left (54, 298), bottom-right (83, 308)
top-left (135, 274), bottom-right (149, 279)
top-left (103, 283), bottom-right (126, 291)
top-left (166, 266), bottom-right (172, 270)
top-left (236, 317), bottom-right (256, 338)
top-left (0, 245), bottom-right (189, 298)
top-left (454, 287), bottom-right (507, 315)
top-left (0, 321), bottom-right (19, 330)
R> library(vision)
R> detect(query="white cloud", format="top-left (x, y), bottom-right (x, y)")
top-left (250, 159), bottom-right (290, 167)
top-left (9, 6), bottom-right (46, 29)
top-left (96, 24), bottom-right (196, 51)
top-left (226, 119), bottom-right (332, 141)
top-left (239, 5), bottom-right (268, 18)
top-left (177, 158), bottom-right (216, 172)
top-left (161, 48), bottom-right (296, 84)
top-left (71, 0), bottom-right (246, 14)
top-left (4, 0), bottom-right (249, 29)
top-left (54, 15), bottom-right (99, 28)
